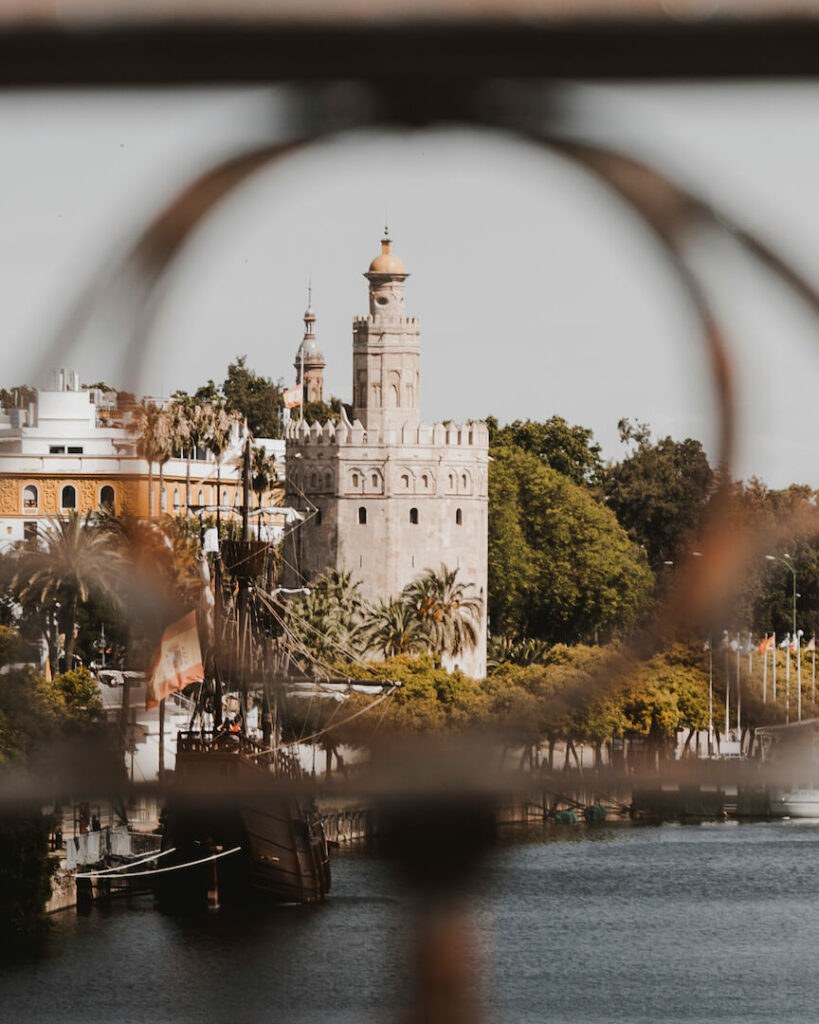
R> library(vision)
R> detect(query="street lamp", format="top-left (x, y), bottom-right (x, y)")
top-left (766, 553), bottom-right (801, 721)
top-left (765, 553), bottom-right (797, 636)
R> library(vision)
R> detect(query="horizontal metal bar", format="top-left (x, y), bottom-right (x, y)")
top-left (2, 19), bottom-right (819, 88)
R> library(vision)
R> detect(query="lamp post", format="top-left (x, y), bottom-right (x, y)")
top-left (766, 554), bottom-right (800, 721)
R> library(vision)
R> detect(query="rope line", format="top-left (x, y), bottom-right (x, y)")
top-left (72, 845), bottom-right (176, 877)
top-left (74, 846), bottom-right (242, 880)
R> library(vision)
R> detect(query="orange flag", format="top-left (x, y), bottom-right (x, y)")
top-left (757, 635), bottom-right (774, 655)
top-left (146, 611), bottom-right (204, 710)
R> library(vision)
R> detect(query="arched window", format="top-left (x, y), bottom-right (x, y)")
top-left (60, 484), bottom-right (76, 510)
top-left (315, 509), bottom-right (323, 526)
top-left (173, 488), bottom-right (180, 511)
top-left (456, 508), bottom-right (463, 526)
top-left (358, 506), bottom-right (367, 525)
top-left (421, 474), bottom-right (429, 489)
top-left (401, 474), bottom-right (410, 489)
top-left (409, 507), bottom-right (419, 525)
top-left (99, 485), bottom-right (115, 512)
top-left (462, 474), bottom-right (468, 489)
top-left (371, 473), bottom-right (378, 488)
top-left (22, 484), bottom-right (38, 510)
top-left (311, 473), bottom-right (318, 490)
top-left (448, 473), bottom-right (455, 489)
top-left (352, 472), bottom-right (359, 488)
top-left (324, 471), bottom-right (333, 491)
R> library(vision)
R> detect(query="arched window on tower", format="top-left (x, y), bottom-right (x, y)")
top-left (421, 474), bottom-right (429, 489)
top-left (409, 507), bottom-right (419, 525)
top-left (352, 472), bottom-right (359, 488)
top-left (22, 484), bottom-right (38, 511)
top-left (401, 473), bottom-right (410, 489)
top-left (371, 473), bottom-right (378, 488)
top-left (358, 506), bottom-right (367, 525)
top-left (60, 485), bottom-right (76, 510)
top-left (100, 485), bottom-right (115, 512)
top-left (456, 508), bottom-right (463, 526)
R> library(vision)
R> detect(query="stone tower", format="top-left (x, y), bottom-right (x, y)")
top-left (284, 237), bottom-right (488, 678)
top-left (352, 233), bottom-right (420, 434)
top-left (294, 300), bottom-right (325, 405)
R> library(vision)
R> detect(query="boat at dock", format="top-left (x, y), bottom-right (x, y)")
top-left (770, 788), bottom-right (819, 818)
top-left (155, 434), bottom-right (333, 910)
top-left (156, 730), bottom-right (330, 910)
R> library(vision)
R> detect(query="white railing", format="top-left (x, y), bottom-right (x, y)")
top-left (66, 825), bottom-right (162, 868)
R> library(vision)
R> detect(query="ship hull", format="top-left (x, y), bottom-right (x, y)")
top-left (156, 733), bottom-right (330, 911)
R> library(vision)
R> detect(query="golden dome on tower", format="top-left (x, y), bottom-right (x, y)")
top-left (368, 236), bottom-right (405, 274)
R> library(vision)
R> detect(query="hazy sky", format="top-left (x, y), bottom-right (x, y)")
top-left (2, 83), bottom-right (819, 487)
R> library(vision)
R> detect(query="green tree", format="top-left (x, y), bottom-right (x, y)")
top-left (401, 564), bottom-right (482, 660)
top-left (10, 513), bottom-right (123, 671)
top-left (303, 396), bottom-right (346, 425)
top-left (223, 356), bottom-right (284, 437)
top-left (130, 398), bottom-right (167, 517)
top-left (602, 420), bottom-right (714, 570)
top-left (361, 600), bottom-right (429, 659)
top-left (490, 416), bottom-right (603, 486)
top-left (0, 384), bottom-right (36, 410)
top-left (285, 569), bottom-right (365, 671)
top-left (489, 445), bottom-right (652, 643)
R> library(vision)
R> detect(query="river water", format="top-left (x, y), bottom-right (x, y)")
top-left (4, 819), bottom-right (819, 1023)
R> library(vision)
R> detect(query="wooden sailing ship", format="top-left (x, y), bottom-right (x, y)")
top-left (156, 436), bottom-right (331, 910)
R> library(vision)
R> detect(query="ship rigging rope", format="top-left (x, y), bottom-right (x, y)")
top-left (73, 846), bottom-right (242, 880)
top-left (247, 684), bottom-right (399, 754)
top-left (254, 590), bottom-right (390, 746)
top-left (71, 846), bottom-right (177, 877)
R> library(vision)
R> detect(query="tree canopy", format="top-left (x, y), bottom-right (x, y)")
top-left (602, 419), bottom-right (714, 570)
top-left (488, 445), bottom-right (653, 643)
top-left (222, 356), bottom-right (284, 437)
top-left (488, 415), bottom-right (603, 486)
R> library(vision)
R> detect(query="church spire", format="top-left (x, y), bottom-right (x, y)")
top-left (294, 289), bottom-right (325, 404)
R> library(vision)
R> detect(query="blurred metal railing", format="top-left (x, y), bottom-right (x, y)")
top-left (5, 3), bottom-right (819, 1020)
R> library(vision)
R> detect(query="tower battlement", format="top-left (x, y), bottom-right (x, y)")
top-left (352, 315), bottom-right (420, 327)
top-left (285, 417), bottom-right (489, 450)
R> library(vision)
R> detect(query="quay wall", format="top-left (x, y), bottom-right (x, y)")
top-left (46, 872), bottom-right (76, 914)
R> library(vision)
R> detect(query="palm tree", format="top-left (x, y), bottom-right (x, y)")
top-left (165, 399), bottom-right (191, 515)
top-left (172, 393), bottom-right (208, 512)
top-left (251, 445), bottom-right (277, 538)
top-left (204, 402), bottom-right (240, 533)
top-left (12, 512), bottom-right (123, 671)
top-left (130, 399), bottom-right (166, 518)
top-left (402, 563), bottom-right (482, 659)
top-left (285, 569), bottom-right (364, 672)
top-left (361, 599), bottom-right (428, 658)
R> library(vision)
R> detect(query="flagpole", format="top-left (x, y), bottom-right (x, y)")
top-left (772, 632), bottom-right (777, 703)
top-left (708, 641), bottom-right (714, 756)
top-left (158, 696), bottom-right (165, 783)
top-left (300, 349), bottom-right (305, 422)
top-left (785, 634), bottom-right (791, 724)
top-left (725, 645), bottom-right (730, 739)
top-left (797, 631), bottom-right (802, 722)
top-left (762, 637), bottom-right (768, 703)
top-left (735, 632), bottom-right (741, 742)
